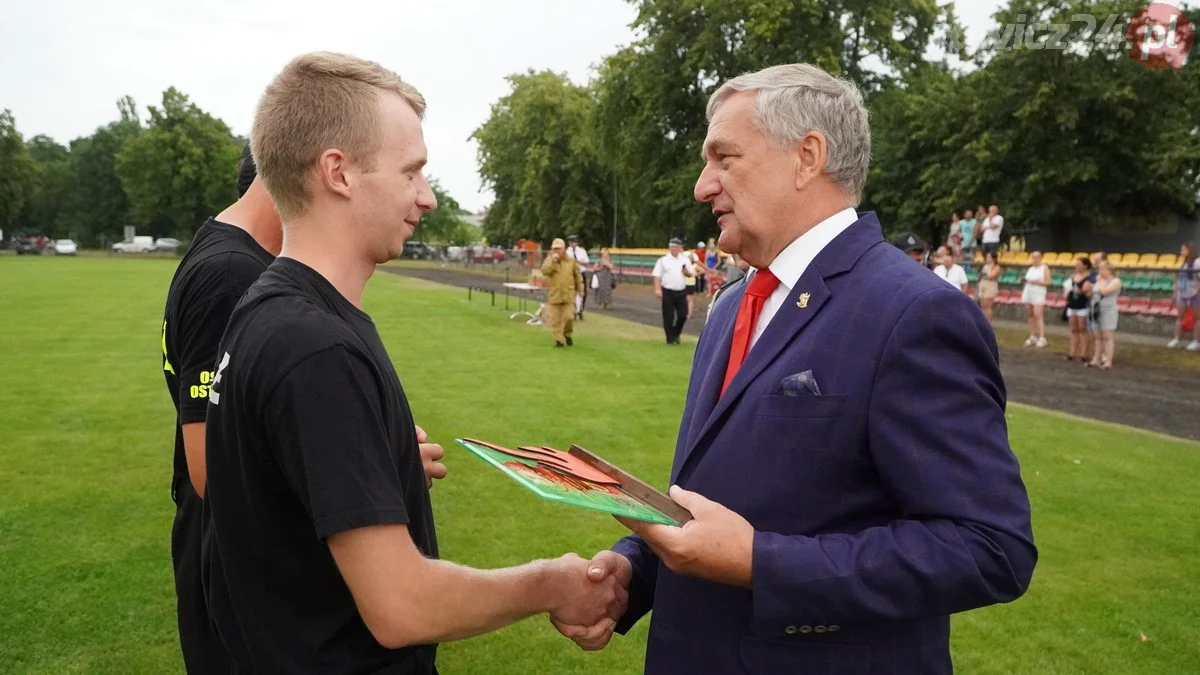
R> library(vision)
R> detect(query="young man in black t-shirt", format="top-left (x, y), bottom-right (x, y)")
top-left (203, 52), bottom-right (623, 674)
top-left (161, 145), bottom-right (280, 673)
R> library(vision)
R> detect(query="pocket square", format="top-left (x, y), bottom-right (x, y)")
top-left (775, 370), bottom-right (822, 397)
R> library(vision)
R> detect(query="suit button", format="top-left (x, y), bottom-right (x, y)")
top-left (814, 625), bottom-right (827, 633)
top-left (799, 625), bottom-right (813, 634)
top-left (784, 625), bottom-right (798, 635)
top-left (828, 625), bottom-right (841, 632)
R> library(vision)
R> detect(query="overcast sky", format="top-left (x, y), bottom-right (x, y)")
top-left (2, 0), bottom-right (1006, 213)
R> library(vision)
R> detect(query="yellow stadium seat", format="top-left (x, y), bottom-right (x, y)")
top-left (1157, 253), bottom-right (1179, 269)
top-left (1139, 253), bottom-right (1159, 268)
top-left (1107, 253), bottom-right (1124, 265)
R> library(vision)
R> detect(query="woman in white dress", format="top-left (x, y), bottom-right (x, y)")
top-left (1021, 251), bottom-right (1051, 347)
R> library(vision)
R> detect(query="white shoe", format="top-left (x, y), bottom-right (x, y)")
top-left (1036, 337), bottom-right (1048, 348)
top-left (1024, 336), bottom-right (1035, 347)
top-left (1167, 338), bottom-right (1181, 349)
top-left (1188, 341), bottom-right (1200, 352)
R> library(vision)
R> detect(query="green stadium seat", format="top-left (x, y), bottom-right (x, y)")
top-left (1000, 271), bottom-right (1021, 286)
top-left (966, 268), bottom-right (979, 283)
top-left (1151, 277), bottom-right (1174, 292)
top-left (1129, 275), bottom-right (1153, 291)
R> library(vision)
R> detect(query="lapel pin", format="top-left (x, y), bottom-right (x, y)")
top-left (797, 292), bottom-right (811, 309)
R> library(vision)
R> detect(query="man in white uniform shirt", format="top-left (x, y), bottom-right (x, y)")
top-left (652, 238), bottom-right (693, 344)
top-left (933, 250), bottom-right (969, 292)
top-left (567, 235), bottom-right (590, 319)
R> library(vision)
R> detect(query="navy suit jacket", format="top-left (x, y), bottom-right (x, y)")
top-left (613, 213), bottom-right (1036, 674)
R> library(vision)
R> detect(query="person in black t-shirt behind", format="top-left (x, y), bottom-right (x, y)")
top-left (203, 52), bottom-right (623, 675)
top-left (161, 143), bottom-right (281, 674)
top-left (164, 144), bottom-right (449, 674)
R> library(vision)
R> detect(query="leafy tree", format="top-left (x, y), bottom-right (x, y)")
top-left (865, 0), bottom-right (1200, 248)
top-left (116, 88), bottom-right (241, 239)
top-left (416, 178), bottom-right (479, 245)
top-left (591, 0), bottom-right (957, 245)
top-left (0, 110), bottom-right (37, 236)
top-left (12, 135), bottom-right (73, 239)
top-left (471, 70), bottom-right (612, 248)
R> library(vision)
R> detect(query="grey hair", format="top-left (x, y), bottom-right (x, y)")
top-left (706, 64), bottom-right (871, 205)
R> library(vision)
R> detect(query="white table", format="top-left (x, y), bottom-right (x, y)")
top-left (502, 282), bottom-right (545, 325)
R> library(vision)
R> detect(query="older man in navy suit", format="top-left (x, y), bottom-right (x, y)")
top-left (552, 63), bottom-right (1036, 673)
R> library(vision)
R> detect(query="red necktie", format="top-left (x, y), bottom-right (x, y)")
top-left (721, 269), bottom-right (781, 396)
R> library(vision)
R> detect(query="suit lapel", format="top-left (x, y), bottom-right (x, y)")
top-left (676, 284), bottom-right (742, 473)
top-left (678, 273), bottom-right (831, 481)
top-left (675, 213), bottom-right (886, 482)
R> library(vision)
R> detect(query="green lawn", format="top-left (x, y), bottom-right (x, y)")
top-left (1, 256), bottom-right (1197, 674)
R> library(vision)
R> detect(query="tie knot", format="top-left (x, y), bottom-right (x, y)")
top-left (746, 269), bottom-right (780, 298)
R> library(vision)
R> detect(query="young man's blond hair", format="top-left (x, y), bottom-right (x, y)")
top-left (250, 51), bottom-right (426, 220)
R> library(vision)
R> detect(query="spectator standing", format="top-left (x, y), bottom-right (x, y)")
top-left (981, 205), bottom-right (1004, 257)
top-left (1168, 242), bottom-right (1200, 350)
top-left (933, 249), bottom-right (969, 292)
top-left (590, 248), bottom-right (616, 310)
top-left (1088, 261), bottom-right (1123, 369)
top-left (1064, 257), bottom-right (1094, 361)
top-left (947, 212), bottom-right (962, 258)
top-left (566, 235), bottom-right (589, 319)
top-left (652, 238), bottom-right (693, 345)
top-left (977, 251), bottom-right (1002, 323)
top-left (960, 209), bottom-right (978, 264)
top-left (1022, 251), bottom-right (1051, 348)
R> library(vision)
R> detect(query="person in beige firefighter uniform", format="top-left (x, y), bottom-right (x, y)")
top-left (541, 237), bottom-right (585, 348)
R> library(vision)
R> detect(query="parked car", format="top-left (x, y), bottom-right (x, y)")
top-left (401, 241), bottom-right (438, 260)
top-left (471, 246), bottom-right (507, 264)
top-left (14, 237), bottom-right (49, 255)
top-left (112, 236), bottom-right (156, 253)
top-left (154, 237), bottom-right (182, 252)
top-left (53, 239), bottom-right (78, 256)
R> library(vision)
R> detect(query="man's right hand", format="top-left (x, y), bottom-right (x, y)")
top-left (655, 288), bottom-right (663, 299)
top-left (550, 551), bottom-right (632, 651)
top-left (543, 552), bottom-right (626, 641)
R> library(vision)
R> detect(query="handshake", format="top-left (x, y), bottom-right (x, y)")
top-left (544, 550), bottom-right (632, 651)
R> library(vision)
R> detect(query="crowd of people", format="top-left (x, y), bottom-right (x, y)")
top-left (888, 231), bottom-right (1200, 368)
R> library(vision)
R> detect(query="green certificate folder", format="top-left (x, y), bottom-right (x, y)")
top-left (454, 438), bottom-right (690, 526)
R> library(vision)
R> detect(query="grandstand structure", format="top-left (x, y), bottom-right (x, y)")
top-left (604, 247), bottom-right (1186, 333)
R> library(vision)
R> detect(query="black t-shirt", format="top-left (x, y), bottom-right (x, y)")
top-left (162, 218), bottom-right (273, 501)
top-left (203, 257), bottom-right (439, 675)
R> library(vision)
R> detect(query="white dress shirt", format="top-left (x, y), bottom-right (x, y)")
top-left (568, 245), bottom-right (590, 266)
top-left (934, 263), bottom-right (969, 290)
top-left (746, 207), bottom-right (859, 349)
top-left (653, 253), bottom-right (691, 291)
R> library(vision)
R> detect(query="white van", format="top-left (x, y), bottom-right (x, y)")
top-left (112, 236), bottom-right (156, 253)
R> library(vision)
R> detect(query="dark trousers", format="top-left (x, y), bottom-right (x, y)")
top-left (172, 480), bottom-right (234, 674)
top-left (662, 289), bottom-right (688, 343)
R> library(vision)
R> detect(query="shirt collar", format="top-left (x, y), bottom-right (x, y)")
top-left (759, 207), bottom-right (859, 291)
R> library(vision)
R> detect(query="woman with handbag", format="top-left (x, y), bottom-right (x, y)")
top-left (1168, 242), bottom-right (1200, 351)
top-left (1065, 257), bottom-right (1094, 361)
top-left (1088, 261), bottom-right (1123, 369)
top-left (590, 248), bottom-right (616, 310)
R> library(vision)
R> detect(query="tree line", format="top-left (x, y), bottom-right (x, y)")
top-left (472, 0), bottom-right (1200, 250)
top-left (1, 92), bottom-right (474, 248)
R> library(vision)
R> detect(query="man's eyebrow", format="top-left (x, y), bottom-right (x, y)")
top-left (403, 156), bottom-right (427, 173)
top-left (700, 139), bottom-right (736, 161)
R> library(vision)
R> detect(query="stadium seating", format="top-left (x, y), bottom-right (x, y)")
top-left (1149, 299), bottom-right (1176, 316)
top-left (1117, 296), bottom-right (1133, 313)
top-left (1127, 297), bottom-right (1152, 314)
top-left (1151, 277), bottom-right (1174, 292)
top-left (1127, 275), bottom-right (1153, 291)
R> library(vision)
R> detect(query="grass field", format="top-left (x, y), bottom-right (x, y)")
top-left (1, 256), bottom-right (1198, 674)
